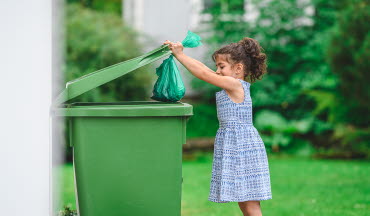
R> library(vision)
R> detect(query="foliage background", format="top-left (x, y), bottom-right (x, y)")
top-left (190, 0), bottom-right (370, 158)
top-left (61, 0), bottom-right (369, 160)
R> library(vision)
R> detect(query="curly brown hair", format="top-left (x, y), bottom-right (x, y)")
top-left (212, 37), bottom-right (267, 83)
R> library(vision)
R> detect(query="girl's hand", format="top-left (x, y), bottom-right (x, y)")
top-left (163, 40), bottom-right (184, 57)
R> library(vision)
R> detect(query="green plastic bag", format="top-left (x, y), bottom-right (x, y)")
top-left (151, 31), bottom-right (202, 102)
top-left (182, 30), bottom-right (203, 48)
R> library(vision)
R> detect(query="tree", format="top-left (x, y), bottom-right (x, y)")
top-left (66, 0), bottom-right (122, 14)
top-left (327, 0), bottom-right (370, 126)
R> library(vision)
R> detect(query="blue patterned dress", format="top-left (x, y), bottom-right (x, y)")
top-left (208, 78), bottom-right (272, 203)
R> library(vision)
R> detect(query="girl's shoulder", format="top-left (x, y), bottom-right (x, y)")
top-left (216, 79), bottom-right (250, 93)
top-left (238, 79), bottom-right (251, 86)
top-left (236, 79), bottom-right (251, 91)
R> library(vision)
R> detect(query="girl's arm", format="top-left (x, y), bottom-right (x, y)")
top-left (165, 41), bottom-right (239, 91)
top-left (175, 52), bottom-right (212, 79)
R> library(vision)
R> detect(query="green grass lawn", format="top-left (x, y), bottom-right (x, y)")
top-left (57, 152), bottom-right (370, 216)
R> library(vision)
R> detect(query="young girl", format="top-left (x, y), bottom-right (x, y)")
top-left (164, 37), bottom-right (272, 216)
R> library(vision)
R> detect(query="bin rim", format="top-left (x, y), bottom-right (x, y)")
top-left (51, 101), bottom-right (193, 117)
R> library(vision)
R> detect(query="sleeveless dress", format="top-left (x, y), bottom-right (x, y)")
top-left (208, 78), bottom-right (272, 203)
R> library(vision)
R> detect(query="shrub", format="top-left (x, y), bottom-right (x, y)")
top-left (57, 206), bottom-right (77, 216)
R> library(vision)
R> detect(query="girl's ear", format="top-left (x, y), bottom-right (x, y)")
top-left (237, 63), bottom-right (243, 72)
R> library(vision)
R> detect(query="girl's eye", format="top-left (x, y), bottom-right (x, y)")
top-left (220, 67), bottom-right (224, 69)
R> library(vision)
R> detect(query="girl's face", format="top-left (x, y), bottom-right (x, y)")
top-left (215, 54), bottom-right (241, 78)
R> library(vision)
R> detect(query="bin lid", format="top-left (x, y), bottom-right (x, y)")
top-left (53, 45), bottom-right (172, 106)
top-left (51, 101), bottom-right (193, 117)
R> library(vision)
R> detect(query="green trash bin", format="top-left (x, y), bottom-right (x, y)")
top-left (51, 45), bottom-right (193, 216)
